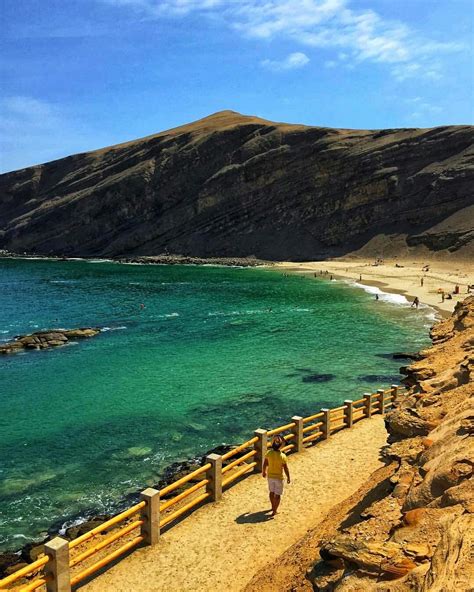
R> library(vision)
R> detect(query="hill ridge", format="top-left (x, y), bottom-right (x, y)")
top-left (0, 113), bottom-right (473, 259)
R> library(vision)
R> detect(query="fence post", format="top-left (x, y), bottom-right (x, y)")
top-left (391, 384), bottom-right (399, 406)
top-left (344, 400), bottom-right (354, 428)
top-left (205, 453), bottom-right (222, 501)
top-left (377, 389), bottom-right (386, 415)
top-left (254, 428), bottom-right (268, 473)
top-left (140, 487), bottom-right (160, 545)
top-left (364, 393), bottom-right (373, 418)
top-left (291, 416), bottom-right (304, 452)
top-left (321, 408), bottom-right (331, 439)
top-left (44, 537), bottom-right (71, 592)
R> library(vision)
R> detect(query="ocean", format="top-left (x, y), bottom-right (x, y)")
top-left (0, 259), bottom-right (434, 551)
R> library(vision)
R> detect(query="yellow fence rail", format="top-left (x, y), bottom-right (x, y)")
top-left (0, 384), bottom-right (403, 592)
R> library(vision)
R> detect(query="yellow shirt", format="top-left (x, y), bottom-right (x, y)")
top-left (265, 449), bottom-right (287, 480)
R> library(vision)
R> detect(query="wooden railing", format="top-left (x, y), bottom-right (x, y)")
top-left (0, 384), bottom-right (403, 592)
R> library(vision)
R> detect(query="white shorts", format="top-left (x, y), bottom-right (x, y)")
top-left (268, 478), bottom-right (284, 496)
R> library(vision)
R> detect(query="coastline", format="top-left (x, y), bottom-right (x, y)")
top-left (271, 257), bottom-right (474, 318)
top-left (1, 253), bottom-right (466, 571)
top-left (0, 444), bottom-right (233, 572)
top-left (0, 252), bottom-right (270, 268)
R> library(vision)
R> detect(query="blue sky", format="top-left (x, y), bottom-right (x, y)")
top-left (1, 0), bottom-right (473, 173)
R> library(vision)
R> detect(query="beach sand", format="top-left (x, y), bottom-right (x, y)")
top-left (273, 258), bottom-right (474, 317)
top-left (83, 417), bottom-right (387, 592)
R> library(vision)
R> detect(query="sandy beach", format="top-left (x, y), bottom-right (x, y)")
top-left (273, 258), bottom-right (474, 317)
top-left (82, 417), bottom-right (387, 592)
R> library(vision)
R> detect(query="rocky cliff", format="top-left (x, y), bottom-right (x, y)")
top-left (0, 111), bottom-right (473, 260)
top-left (245, 297), bottom-right (473, 592)
top-left (311, 297), bottom-right (473, 591)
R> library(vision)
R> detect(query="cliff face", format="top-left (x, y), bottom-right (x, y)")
top-left (0, 111), bottom-right (473, 260)
top-left (308, 297), bottom-right (473, 591)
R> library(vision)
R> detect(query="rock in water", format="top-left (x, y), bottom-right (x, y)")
top-left (0, 328), bottom-right (101, 354)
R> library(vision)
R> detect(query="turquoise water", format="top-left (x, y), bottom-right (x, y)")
top-left (0, 259), bottom-right (432, 551)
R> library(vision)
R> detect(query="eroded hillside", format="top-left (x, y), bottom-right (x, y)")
top-left (0, 111), bottom-right (473, 259)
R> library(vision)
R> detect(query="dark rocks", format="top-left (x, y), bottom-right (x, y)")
top-left (377, 352), bottom-right (424, 361)
top-left (0, 552), bottom-right (21, 578)
top-left (358, 374), bottom-right (401, 383)
top-left (64, 515), bottom-right (111, 541)
top-left (0, 328), bottom-right (101, 355)
top-left (20, 541), bottom-right (46, 563)
top-left (116, 255), bottom-right (267, 267)
top-left (392, 352), bottom-right (425, 361)
top-left (302, 374), bottom-right (335, 383)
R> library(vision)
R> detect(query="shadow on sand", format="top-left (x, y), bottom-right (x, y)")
top-left (235, 510), bottom-right (274, 524)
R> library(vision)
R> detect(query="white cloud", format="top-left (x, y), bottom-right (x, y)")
top-left (404, 96), bottom-right (442, 121)
top-left (391, 62), bottom-right (422, 82)
top-left (102, 0), bottom-right (222, 16)
top-left (261, 52), bottom-right (310, 72)
top-left (2, 95), bottom-right (54, 123)
top-left (97, 0), bottom-right (466, 81)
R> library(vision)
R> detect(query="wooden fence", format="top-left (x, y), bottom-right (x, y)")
top-left (0, 385), bottom-right (402, 592)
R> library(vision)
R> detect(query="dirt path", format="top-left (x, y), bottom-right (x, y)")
top-left (83, 417), bottom-right (387, 592)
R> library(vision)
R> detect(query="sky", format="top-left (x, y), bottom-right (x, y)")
top-left (1, 0), bottom-right (473, 173)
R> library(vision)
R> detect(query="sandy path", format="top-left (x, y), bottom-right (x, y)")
top-left (274, 259), bottom-right (474, 316)
top-left (83, 417), bottom-right (387, 592)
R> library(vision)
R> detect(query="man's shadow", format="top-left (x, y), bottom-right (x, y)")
top-left (235, 510), bottom-right (274, 524)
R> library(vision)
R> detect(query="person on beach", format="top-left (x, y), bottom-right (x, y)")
top-left (262, 435), bottom-right (290, 516)
top-left (411, 296), bottom-right (419, 308)
top-left (420, 277), bottom-right (424, 287)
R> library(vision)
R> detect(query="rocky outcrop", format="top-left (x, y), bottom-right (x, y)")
top-left (0, 111), bottom-right (473, 260)
top-left (0, 328), bottom-right (100, 354)
top-left (310, 297), bottom-right (473, 591)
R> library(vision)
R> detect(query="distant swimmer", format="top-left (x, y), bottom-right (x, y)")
top-left (330, 275), bottom-right (333, 281)
top-left (411, 297), bottom-right (420, 309)
top-left (375, 294), bottom-right (379, 301)
top-left (139, 303), bottom-right (145, 310)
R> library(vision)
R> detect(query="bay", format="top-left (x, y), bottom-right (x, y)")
top-left (0, 259), bottom-right (432, 550)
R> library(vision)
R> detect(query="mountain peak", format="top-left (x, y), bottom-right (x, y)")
top-left (158, 110), bottom-right (277, 137)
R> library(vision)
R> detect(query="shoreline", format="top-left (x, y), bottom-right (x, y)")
top-left (0, 443), bottom-right (234, 569)
top-left (272, 257), bottom-right (474, 318)
top-left (1, 254), bottom-right (469, 571)
top-left (0, 252), bottom-right (271, 268)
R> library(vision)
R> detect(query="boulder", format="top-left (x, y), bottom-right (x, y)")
top-left (319, 536), bottom-right (420, 579)
top-left (386, 408), bottom-right (432, 438)
top-left (0, 328), bottom-right (101, 354)
top-left (0, 552), bottom-right (22, 578)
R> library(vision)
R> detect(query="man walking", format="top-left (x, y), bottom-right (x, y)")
top-left (262, 435), bottom-right (291, 516)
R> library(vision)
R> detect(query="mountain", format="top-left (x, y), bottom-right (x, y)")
top-left (0, 110), bottom-right (473, 260)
